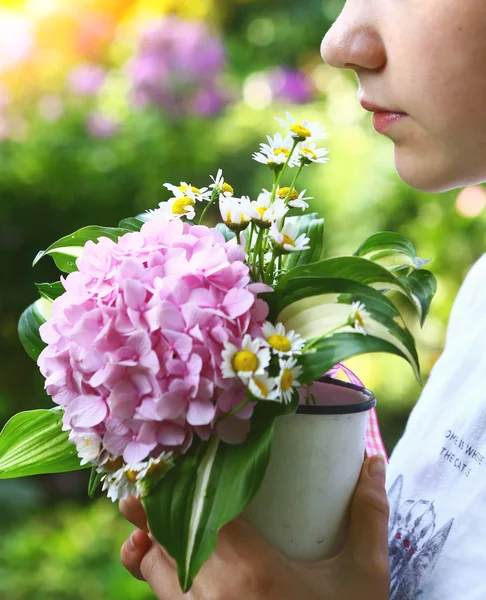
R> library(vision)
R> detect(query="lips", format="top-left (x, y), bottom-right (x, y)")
top-left (359, 100), bottom-right (409, 133)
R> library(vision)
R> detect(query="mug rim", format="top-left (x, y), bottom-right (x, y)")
top-left (296, 375), bottom-right (377, 415)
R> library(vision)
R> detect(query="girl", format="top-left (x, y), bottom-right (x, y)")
top-left (119, 1), bottom-right (486, 597)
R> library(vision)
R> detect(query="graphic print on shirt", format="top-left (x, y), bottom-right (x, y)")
top-left (388, 475), bottom-right (454, 600)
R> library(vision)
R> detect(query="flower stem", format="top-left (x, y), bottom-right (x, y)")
top-left (271, 139), bottom-right (299, 202)
top-left (266, 251), bottom-right (277, 284)
top-left (303, 322), bottom-right (349, 352)
top-left (285, 164), bottom-right (304, 203)
top-left (246, 223), bottom-right (255, 255)
top-left (198, 187), bottom-right (219, 225)
top-left (254, 227), bottom-right (265, 281)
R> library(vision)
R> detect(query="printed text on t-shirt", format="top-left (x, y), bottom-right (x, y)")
top-left (439, 429), bottom-right (485, 478)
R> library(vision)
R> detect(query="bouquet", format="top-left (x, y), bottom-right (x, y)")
top-left (1, 112), bottom-right (436, 592)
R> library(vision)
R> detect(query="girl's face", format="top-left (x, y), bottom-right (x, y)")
top-left (321, 0), bottom-right (486, 192)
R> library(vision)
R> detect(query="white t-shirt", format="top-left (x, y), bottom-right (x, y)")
top-left (387, 253), bottom-right (486, 600)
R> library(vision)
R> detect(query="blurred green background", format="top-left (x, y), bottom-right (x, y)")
top-left (0, 0), bottom-right (485, 597)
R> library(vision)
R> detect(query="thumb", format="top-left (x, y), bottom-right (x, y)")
top-left (343, 455), bottom-right (390, 571)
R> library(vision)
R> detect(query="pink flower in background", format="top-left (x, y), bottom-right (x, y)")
top-left (128, 16), bottom-right (228, 116)
top-left (269, 67), bottom-right (314, 105)
top-left (38, 219), bottom-right (268, 465)
top-left (85, 113), bottom-right (119, 138)
top-left (67, 64), bottom-right (106, 96)
top-left (38, 95), bottom-right (64, 122)
top-left (0, 85), bottom-right (10, 111)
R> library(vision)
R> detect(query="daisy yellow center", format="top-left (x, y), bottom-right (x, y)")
top-left (354, 311), bottom-right (365, 329)
top-left (232, 350), bottom-right (259, 373)
top-left (172, 197), bottom-right (195, 215)
top-left (268, 334), bottom-right (291, 353)
top-left (105, 457), bottom-right (124, 472)
top-left (277, 187), bottom-right (299, 201)
top-left (179, 184), bottom-right (201, 195)
top-left (281, 369), bottom-right (294, 391)
top-left (222, 182), bottom-right (234, 195)
top-left (256, 206), bottom-right (267, 218)
top-left (227, 211), bottom-right (247, 224)
top-left (146, 461), bottom-right (164, 478)
top-left (300, 147), bottom-right (317, 160)
top-left (275, 147), bottom-right (290, 157)
top-left (290, 124), bottom-right (311, 138)
top-left (282, 234), bottom-right (295, 247)
top-left (255, 380), bottom-right (269, 398)
top-left (125, 469), bottom-right (139, 483)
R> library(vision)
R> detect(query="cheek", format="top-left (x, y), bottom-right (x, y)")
top-left (404, 27), bottom-right (486, 131)
top-left (387, 7), bottom-right (486, 190)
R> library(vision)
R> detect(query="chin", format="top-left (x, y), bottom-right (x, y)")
top-left (393, 147), bottom-right (469, 193)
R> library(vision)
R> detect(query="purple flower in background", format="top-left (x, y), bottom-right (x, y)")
top-left (269, 67), bottom-right (314, 105)
top-left (190, 87), bottom-right (228, 116)
top-left (68, 64), bottom-right (106, 96)
top-left (128, 16), bottom-right (228, 116)
top-left (86, 113), bottom-right (119, 138)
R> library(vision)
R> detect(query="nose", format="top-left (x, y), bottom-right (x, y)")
top-left (321, 2), bottom-right (386, 72)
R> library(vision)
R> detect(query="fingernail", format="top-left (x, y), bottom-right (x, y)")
top-left (128, 533), bottom-right (138, 552)
top-left (369, 455), bottom-right (387, 486)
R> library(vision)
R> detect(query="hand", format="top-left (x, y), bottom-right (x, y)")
top-left (120, 455), bottom-right (390, 600)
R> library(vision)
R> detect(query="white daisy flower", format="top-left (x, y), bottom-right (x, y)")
top-left (219, 194), bottom-right (254, 232)
top-left (270, 221), bottom-right (310, 253)
top-left (69, 431), bottom-right (103, 466)
top-left (141, 187), bottom-right (197, 222)
top-left (140, 207), bottom-right (170, 222)
top-left (99, 452), bottom-right (176, 502)
top-left (297, 142), bottom-right (330, 165)
top-left (100, 464), bottom-right (138, 502)
top-left (261, 322), bottom-right (306, 356)
top-left (348, 301), bottom-right (369, 335)
top-left (249, 374), bottom-right (279, 401)
top-left (277, 357), bottom-right (303, 404)
top-left (164, 181), bottom-right (211, 202)
top-left (276, 187), bottom-right (313, 211)
top-left (221, 334), bottom-right (271, 381)
top-left (132, 453), bottom-right (175, 482)
top-left (276, 112), bottom-right (328, 142)
top-left (210, 168), bottom-right (234, 196)
top-left (251, 190), bottom-right (288, 228)
top-left (252, 133), bottom-right (299, 168)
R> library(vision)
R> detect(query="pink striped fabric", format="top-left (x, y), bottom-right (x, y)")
top-left (326, 363), bottom-right (389, 463)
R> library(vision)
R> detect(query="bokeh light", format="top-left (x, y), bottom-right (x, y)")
top-left (456, 186), bottom-right (486, 218)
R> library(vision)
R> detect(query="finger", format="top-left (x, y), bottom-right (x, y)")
top-left (120, 529), bottom-right (152, 581)
top-left (139, 542), bottom-right (183, 599)
top-left (119, 496), bottom-right (148, 532)
top-left (344, 455), bottom-right (390, 571)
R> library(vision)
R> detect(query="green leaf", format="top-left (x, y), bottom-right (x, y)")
top-left (35, 281), bottom-right (65, 302)
top-left (88, 467), bottom-right (103, 499)
top-left (279, 256), bottom-right (410, 296)
top-left (0, 409), bottom-right (87, 479)
top-left (18, 298), bottom-right (52, 361)
top-left (354, 231), bottom-right (430, 273)
top-left (118, 216), bottom-right (145, 232)
top-left (33, 225), bottom-right (129, 273)
top-left (399, 269), bottom-right (438, 326)
top-left (277, 279), bottom-right (420, 381)
top-left (143, 395), bottom-right (298, 592)
top-left (285, 213), bottom-right (325, 270)
top-left (298, 332), bottom-right (418, 384)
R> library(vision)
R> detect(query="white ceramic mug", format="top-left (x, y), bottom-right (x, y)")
top-left (244, 376), bottom-right (376, 562)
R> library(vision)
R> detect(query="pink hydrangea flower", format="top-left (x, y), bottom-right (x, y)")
top-left (38, 219), bottom-right (269, 465)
